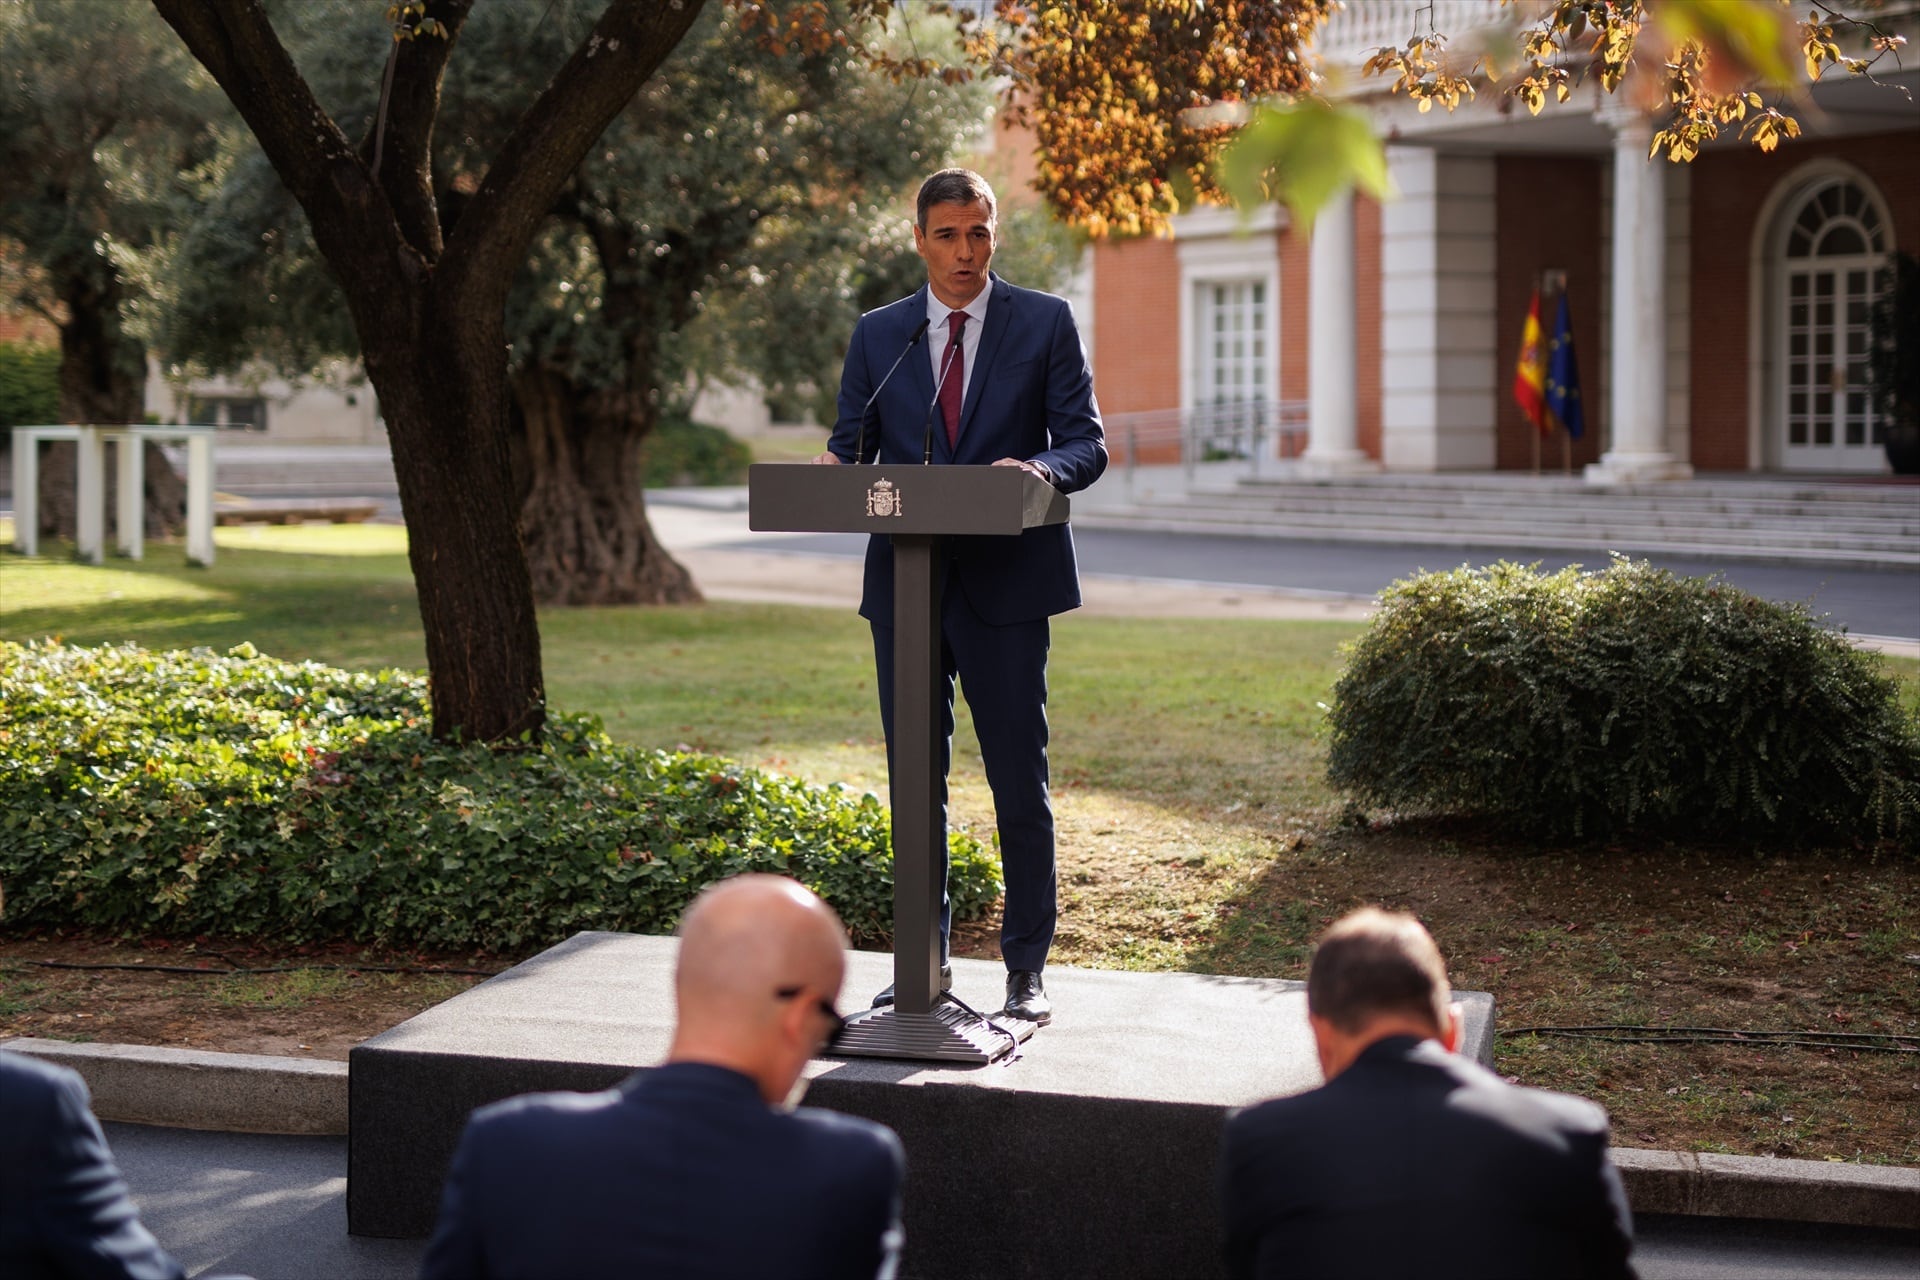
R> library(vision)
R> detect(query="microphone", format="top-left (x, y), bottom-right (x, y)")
top-left (854, 319), bottom-right (929, 464)
top-left (921, 316), bottom-right (965, 465)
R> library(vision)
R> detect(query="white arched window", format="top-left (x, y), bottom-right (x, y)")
top-left (1778, 177), bottom-right (1890, 471)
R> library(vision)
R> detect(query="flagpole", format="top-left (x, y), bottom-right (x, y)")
top-left (1548, 270), bottom-right (1570, 476)
top-left (1531, 271), bottom-right (1541, 477)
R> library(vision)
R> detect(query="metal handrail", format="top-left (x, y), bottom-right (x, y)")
top-left (1103, 401), bottom-right (1309, 489)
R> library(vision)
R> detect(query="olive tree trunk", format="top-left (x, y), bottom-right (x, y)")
top-left (513, 364), bottom-right (699, 606)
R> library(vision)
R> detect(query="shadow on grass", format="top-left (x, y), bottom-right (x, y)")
top-left (1, 538), bottom-right (425, 671)
top-left (1178, 812), bottom-right (1920, 1160)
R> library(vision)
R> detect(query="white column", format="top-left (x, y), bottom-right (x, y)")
top-left (1586, 112), bottom-right (1692, 485)
top-left (1379, 148), bottom-right (1498, 471)
top-left (115, 433), bottom-right (145, 559)
top-left (9, 427), bottom-right (37, 556)
top-left (1302, 187), bottom-right (1375, 473)
top-left (186, 431), bottom-right (215, 567)
top-left (75, 427), bottom-right (106, 564)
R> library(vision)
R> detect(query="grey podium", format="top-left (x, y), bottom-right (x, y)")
top-left (747, 461), bottom-right (1068, 1063)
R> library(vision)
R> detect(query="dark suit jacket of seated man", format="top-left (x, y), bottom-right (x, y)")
top-left (419, 875), bottom-right (904, 1280)
top-left (1219, 909), bottom-right (1636, 1280)
top-left (820, 167), bottom-right (1106, 1021)
top-left (0, 1048), bottom-right (188, 1280)
top-left (417, 1061), bottom-right (902, 1280)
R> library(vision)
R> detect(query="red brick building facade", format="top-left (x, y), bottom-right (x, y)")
top-left (1069, 2), bottom-right (1919, 479)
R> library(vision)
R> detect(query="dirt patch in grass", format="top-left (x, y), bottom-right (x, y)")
top-left (1185, 820), bottom-right (1920, 1166)
top-left (0, 934), bottom-right (498, 1060)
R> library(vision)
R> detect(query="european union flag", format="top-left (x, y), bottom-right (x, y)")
top-left (1545, 291), bottom-right (1584, 439)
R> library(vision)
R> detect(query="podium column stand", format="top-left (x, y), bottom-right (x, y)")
top-left (889, 534), bottom-right (946, 1014)
top-left (748, 464), bottom-right (1067, 1063)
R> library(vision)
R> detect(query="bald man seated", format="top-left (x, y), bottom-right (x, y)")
top-left (419, 876), bottom-right (905, 1280)
top-left (1218, 908), bottom-right (1636, 1280)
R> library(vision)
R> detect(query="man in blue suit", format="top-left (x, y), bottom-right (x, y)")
top-left (814, 168), bottom-right (1107, 1024)
top-left (1219, 909), bottom-right (1636, 1280)
top-left (420, 875), bottom-right (904, 1280)
top-left (1, 873), bottom-right (190, 1280)
top-left (0, 1049), bottom-right (189, 1280)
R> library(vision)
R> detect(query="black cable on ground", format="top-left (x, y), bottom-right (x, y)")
top-left (1503, 1025), bottom-right (1917, 1054)
top-left (13, 959), bottom-right (504, 978)
top-left (935, 988), bottom-right (1024, 1061)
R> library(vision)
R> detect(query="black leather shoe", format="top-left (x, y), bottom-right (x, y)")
top-left (872, 964), bottom-right (952, 1008)
top-left (1003, 970), bottom-right (1051, 1025)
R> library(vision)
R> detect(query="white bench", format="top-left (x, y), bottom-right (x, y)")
top-left (10, 425), bottom-right (217, 566)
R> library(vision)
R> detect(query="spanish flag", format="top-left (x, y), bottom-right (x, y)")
top-left (1513, 287), bottom-right (1547, 435)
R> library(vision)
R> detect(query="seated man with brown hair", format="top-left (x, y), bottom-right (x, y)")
top-left (1218, 908), bottom-right (1636, 1280)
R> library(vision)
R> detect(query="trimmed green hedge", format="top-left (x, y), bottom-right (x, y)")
top-left (641, 415), bottom-right (752, 487)
top-left (0, 342), bottom-right (60, 429)
top-left (0, 641), bottom-right (1000, 950)
top-left (1325, 559), bottom-right (1920, 846)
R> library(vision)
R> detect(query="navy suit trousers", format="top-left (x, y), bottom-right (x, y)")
top-left (871, 570), bottom-right (1054, 973)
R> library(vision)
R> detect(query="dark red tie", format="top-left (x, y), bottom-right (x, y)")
top-left (939, 311), bottom-right (966, 449)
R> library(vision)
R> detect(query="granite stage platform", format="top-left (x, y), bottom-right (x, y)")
top-left (348, 931), bottom-right (1495, 1279)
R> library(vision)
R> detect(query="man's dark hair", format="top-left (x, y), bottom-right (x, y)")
top-left (916, 168), bottom-right (997, 231)
top-left (1305, 908), bottom-right (1451, 1035)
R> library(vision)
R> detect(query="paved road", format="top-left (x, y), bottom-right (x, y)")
top-left (15, 478), bottom-right (1910, 641)
top-left (713, 522), bottom-right (1920, 643)
top-left (108, 1122), bottom-right (1920, 1280)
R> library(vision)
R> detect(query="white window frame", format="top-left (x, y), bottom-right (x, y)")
top-left (1747, 161), bottom-right (1896, 473)
top-left (1175, 205), bottom-right (1285, 423)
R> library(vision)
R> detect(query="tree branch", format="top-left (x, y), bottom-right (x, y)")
top-left (366, 0), bottom-right (474, 260)
top-left (438, 0), bottom-right (707, 313)
top-left (148, 0), bottom-right (411, 286)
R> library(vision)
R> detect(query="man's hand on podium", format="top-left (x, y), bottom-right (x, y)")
top-left (993, 457), bottom-right (1053, 482)
top-left (809, 452), bottom-right (1049, 482)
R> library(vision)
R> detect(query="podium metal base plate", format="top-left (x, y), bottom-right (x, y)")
top-left (830, 1001), bottom-right (1035, 1064)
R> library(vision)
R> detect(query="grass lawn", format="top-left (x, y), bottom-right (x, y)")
top-left (3, 523), bottom-right (1916, 1164)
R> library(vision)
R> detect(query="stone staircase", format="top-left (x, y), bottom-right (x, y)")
top-left (1074, 469), bottom-right (1920, 569)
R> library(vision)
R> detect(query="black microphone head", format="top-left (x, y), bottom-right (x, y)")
top-left (855, 317), bottom-right (935, 464)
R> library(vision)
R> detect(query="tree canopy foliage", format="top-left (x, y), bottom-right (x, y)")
top-left (963, 0), bottom-right (1334, 238)
top-left (1361, 0), bottom-right (1911, 161)
top-left (875, 1), bottom-right (1914, 238)
top-left (0, 1), bottom-right (225, 535)
top-left (0, 1), bottom-right (225, 421)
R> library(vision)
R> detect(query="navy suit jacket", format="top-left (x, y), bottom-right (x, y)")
top-left (1219, 1036), bottom-right (1636, 1280)
top-left (0, 1050), bottom-right (186, 1280)
top-left (419, 1062), bottom-right (905, 1280)
top-left (827, 275), bottom-right (1107, 625)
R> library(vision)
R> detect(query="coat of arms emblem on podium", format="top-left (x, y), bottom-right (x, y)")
top-left (865, 477), bottom-right (903, 518)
